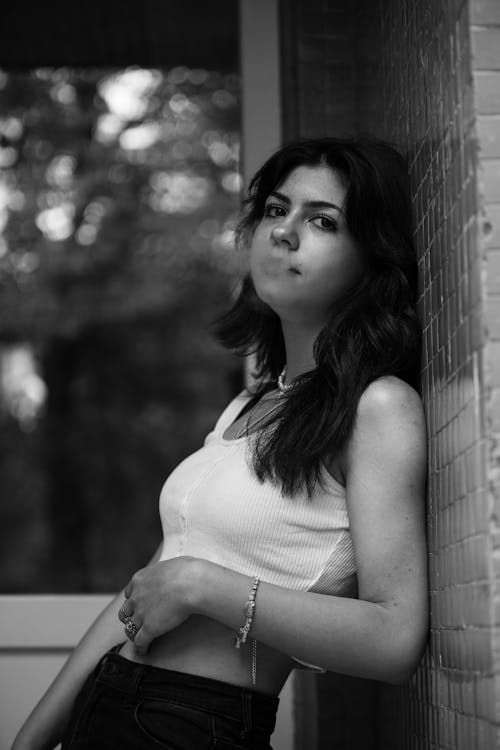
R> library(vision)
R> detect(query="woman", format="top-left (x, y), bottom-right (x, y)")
top-left (12, 137), bottom-right (428, 750)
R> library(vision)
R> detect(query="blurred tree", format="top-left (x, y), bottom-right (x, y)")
top-left (0, 66), bottom-right (244, 592)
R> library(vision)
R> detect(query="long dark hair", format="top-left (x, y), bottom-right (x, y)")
top-left (214, 137), bottom-right (421, 497)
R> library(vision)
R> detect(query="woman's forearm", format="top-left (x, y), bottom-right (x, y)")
top-left (12, 543), bottom-right (163, 750)
top-left (12, 590), bottom-right (127, 750)
top-left (191, 560), bottom-right (427, 685)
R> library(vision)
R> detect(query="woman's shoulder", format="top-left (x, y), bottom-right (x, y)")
top-left (348, 375), bottom-right (427, 466)
top-left (341, 375), bottom-right (427, 498)
top-left (357, 375), bottom-right (424, 421)
top-left (326, 377), bottom-right (424, 486)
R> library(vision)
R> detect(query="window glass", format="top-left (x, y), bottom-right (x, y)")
top-left (0, 66), bottom-right (243, 592)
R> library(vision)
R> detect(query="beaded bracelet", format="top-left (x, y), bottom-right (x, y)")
top-left (234, 576), bottom-right (260, 649)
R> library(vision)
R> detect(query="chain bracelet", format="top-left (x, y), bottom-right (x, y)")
top-left (234, 576), bottom-right (260, 647)
top-left (234, 576), bottom-right (260, 687)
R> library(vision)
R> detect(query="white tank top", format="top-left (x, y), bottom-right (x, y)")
top-left (158, 390), bottom-right (358, 672)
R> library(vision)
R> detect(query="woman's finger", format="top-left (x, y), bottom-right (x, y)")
top-left (132, 623), bottom-right (152, 655)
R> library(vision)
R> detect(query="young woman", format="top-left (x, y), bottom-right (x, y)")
top-left (12, 137), bottom-right (428, 750)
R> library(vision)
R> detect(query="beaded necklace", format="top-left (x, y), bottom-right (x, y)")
top-left (231, 366), bottom-right (307, 440)
top-left (277, 366), bottom-right (301, 395)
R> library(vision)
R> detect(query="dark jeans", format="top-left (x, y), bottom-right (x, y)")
top-left (61, 644), bottom-right (280, 749)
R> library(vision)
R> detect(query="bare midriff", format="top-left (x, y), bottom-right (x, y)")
top-left (117, 614), bottom-right (294, 696)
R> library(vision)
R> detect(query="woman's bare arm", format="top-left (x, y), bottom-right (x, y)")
top-left (11, 543), bottom-right (163, 750)
top-left (129, 377), bottom-right (428, 684)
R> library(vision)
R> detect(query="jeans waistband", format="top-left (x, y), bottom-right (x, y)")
top-left (95, 645), bottom-right (280, 731)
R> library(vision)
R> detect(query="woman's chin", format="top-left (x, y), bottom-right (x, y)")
top-left (251, 286), bottom-right (281, 316)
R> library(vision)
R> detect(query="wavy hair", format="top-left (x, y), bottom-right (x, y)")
top-left (214, 137), bottom-right (421, 497)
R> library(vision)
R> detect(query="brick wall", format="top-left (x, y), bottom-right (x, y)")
top-left (376, 1), bottom-right (498, 747)
top-left (280, 0), bottom-right (380, 142)
top-left (281, 0), bottom-right (499, 747)
top-left (471, 0), bottom-right (500, 739)
top-left (280, 0), bottom-right (357, 140)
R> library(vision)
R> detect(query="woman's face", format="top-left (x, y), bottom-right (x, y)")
top-left (249, 164), bottom-right (366, 328)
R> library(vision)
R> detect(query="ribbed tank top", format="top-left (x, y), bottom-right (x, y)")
top-left (158, 390), bottom-right (358, 672)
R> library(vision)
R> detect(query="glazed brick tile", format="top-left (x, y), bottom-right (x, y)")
top-left (480, 159), bottom-right (500, 202)
top-left (470, 0), bottom-right (500, 25)
top-left (474, 72), bottom-right (500, 114)
top-left (487, 341), bottom-right (500, 385)
top-left (486, 249), bottom-right (500, 293)
top-left (482, 203), bottom-right (500, 248)
top-left (477, 116), bottom-right (500, 158)
top-left (471, 28), bottom-right (500, 70)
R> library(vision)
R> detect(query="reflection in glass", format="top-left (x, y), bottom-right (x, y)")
top-left (0, 66), bottom-right (243, 592)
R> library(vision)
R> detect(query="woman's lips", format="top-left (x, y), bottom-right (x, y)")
top-left (259, 256), bottom-right (301, 275)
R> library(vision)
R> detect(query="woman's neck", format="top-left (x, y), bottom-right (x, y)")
top-left (280, 320), bottom-right (320, 383)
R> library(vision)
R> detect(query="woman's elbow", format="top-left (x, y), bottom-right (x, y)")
top-left (383, 663), bottom-right (420, 686)
top-left (382, 631), bottom-right (428, 685)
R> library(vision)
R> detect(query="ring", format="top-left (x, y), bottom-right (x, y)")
top-left (125, 618), bottom-right (139, 641)
top-left (118, 605), bottom-right (132, 624)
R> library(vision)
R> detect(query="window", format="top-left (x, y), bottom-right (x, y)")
top-left (0, 64), bottom-right (243, 593)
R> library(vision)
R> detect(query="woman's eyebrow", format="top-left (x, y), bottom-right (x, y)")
top-left (268, 190), bottom-right (342, 214)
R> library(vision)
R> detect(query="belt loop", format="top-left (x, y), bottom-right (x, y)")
top-left (95, 647), bottom-right (113, 677)
top-left (96, 643), bottom-right (123, 677)
top-left (131, 664), bottom-right (144, 698)
top-left (119, 660), bottom-right (144, 709)
top-left (239, 689), bottom-right (253, 741)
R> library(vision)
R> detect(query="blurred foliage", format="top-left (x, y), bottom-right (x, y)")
top-left (0, 65), bottom-right (244, 335)
top-left (0, 66), bottom-right (244, 592)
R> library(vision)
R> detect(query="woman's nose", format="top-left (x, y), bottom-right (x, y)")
top-left (270, 222), bottom-right (299, 250)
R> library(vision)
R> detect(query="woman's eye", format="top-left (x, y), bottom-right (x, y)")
top-left (312, 215), bottom-right (337, 231)
top-left (264, 203), bottom-right (286, 218)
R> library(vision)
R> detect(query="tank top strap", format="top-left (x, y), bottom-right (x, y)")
top-left (211, 389), bottom-right (254, 436)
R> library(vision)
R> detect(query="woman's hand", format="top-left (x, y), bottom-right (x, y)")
top-left (120, 555), bottom-right (204, 656)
